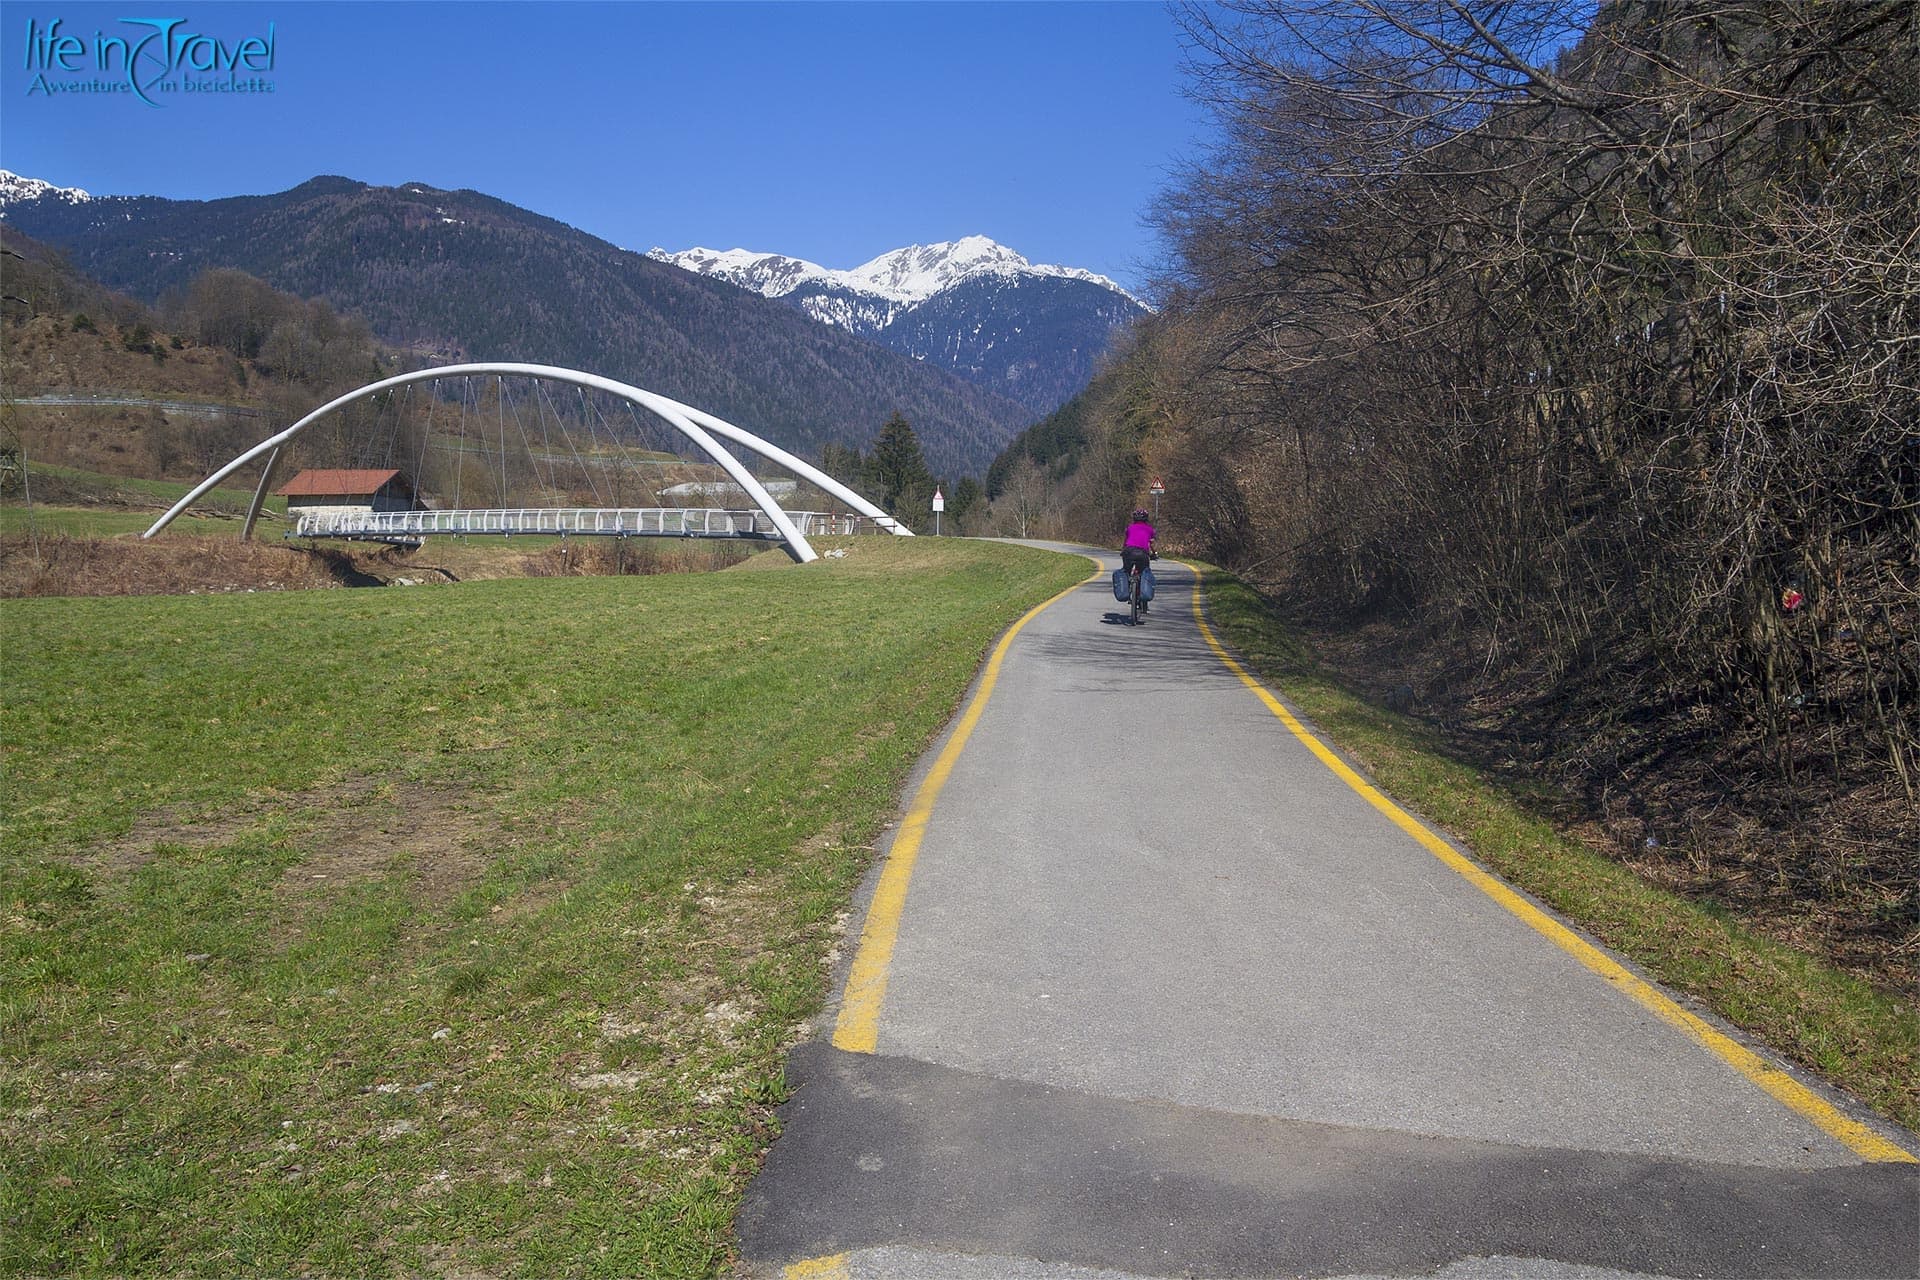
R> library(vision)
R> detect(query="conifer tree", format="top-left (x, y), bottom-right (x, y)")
top-left (863, 413), bottom-right (937, 529)
top-left (950, 476), bottom-right (983, 529)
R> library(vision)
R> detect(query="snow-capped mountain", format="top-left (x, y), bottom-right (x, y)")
top-left (649, 236), bottom-right (1146, 416)
top-left (849, 236), bottom-right (1130, 301)
top-left (651, 235), bottom-right (1134, 308)
top-left (0, 171), bottom-right (91, 205)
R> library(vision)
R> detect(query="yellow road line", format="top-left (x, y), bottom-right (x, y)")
top-left (1185, 568), bottom-right (1917, 1165)
top-left (784, 1253), bottom-right (851, 1280)
top-left (833, 569), bottom-right (1097, 1054)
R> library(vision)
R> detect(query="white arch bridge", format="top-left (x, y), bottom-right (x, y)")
top-left (145, 362), bottom-right (914, 564)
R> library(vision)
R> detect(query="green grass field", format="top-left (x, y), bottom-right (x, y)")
top-left (1198, 569), bottom-right (1920, 1139)
top-left (2, 461), bottom-right (283, 539)
top-left (0, 538), bottom-right (1090, 1277)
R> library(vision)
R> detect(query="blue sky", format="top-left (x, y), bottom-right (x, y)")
top-left (2, 2), bottom-right (1212, 291)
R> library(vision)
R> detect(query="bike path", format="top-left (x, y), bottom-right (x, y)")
top-left (738, 547), bottom-right (1918, 1279)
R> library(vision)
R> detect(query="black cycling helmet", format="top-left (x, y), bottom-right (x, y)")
top-left (1132, 508), bottom-right (1150, 522)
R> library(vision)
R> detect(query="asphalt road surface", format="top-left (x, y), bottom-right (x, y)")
top-left (738, 546), bottom-right (1919, 1279)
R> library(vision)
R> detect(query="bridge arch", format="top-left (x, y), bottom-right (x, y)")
top-left (144, 362), bottom-right (914, 564)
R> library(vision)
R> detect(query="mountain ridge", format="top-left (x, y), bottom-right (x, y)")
top-left (650, 235), bottom-right (1138, 306)
top-left (0, 171), bottom-right (1034, 477)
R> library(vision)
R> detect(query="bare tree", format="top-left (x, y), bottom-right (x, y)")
top-left (993, 455), bottom-right (1057, 539)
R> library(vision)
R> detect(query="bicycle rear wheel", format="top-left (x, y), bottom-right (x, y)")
top-left (1130, 571), bottom-right (1143, 625)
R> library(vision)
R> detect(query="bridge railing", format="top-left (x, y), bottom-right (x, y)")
top-left (290, 507), bottom-right (888, 540)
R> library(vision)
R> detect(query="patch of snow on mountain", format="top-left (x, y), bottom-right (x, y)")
top-left (0, 171), bottom-right (92, 205)
top-left (795, 293), bottom-right (905, 334)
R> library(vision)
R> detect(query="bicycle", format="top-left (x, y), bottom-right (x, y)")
top-left (1118, 507), bottom-right (1157, 626)
top-left (1124, 553), bottom-right (1158, 626)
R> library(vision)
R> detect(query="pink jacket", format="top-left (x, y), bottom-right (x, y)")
top-left (1122, 520), bottom-right (1155, 551)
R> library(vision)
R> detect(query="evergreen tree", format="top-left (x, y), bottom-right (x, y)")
top-left (950, 476), bottom-right (983, 528)
top-left (863, 413), bottom-right (937, 529)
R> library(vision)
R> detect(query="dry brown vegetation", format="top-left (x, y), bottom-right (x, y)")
top-left (82, 775), bottom-right (489, 906)
top-left (4, 311), bottom-right (250, 401)
top-left (5, 401), bottom-right (266, 494)
top-left (0, 534), bottom-right (364, 598)
top-left (2, 229), bottom-right (406, 488)
top-left (0, 532), bottom-right (752, 599)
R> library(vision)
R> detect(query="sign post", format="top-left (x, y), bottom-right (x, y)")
top-left (1148, 477), bottom-right (1165, 520)
top-left (932, 486), bottom-right (945, 536)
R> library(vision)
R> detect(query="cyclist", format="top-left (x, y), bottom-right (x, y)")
top-left (1121, 508), bottom-right (1155, 612)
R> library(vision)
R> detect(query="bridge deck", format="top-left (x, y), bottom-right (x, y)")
top-left (290, 507), bottom-right (890, 541)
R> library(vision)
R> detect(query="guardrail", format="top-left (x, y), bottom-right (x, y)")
top-left (289, 507), bottom-right (889, 540)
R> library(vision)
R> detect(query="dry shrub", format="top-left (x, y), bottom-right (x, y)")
top-left (526, 539), bottom-right (750, 577)
top-left (0, 534), bottom-right (351, 598)
top-left (0, 533), bottom-right (757, 598)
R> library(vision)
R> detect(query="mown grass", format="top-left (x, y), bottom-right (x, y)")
top-left (1198, 568), bottom-right (1920, 1138)
top-left (0, 537), bottom-right (1090, 1277)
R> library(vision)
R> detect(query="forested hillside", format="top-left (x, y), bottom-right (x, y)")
top-left (992, 1), bottom-right (1918, 993)
top-left (1, 228), bottom-right (402, 482)
top-left (878, 272), bottom-right (1145, 419)
top-left (2, 178), bottom-right (1032, 477)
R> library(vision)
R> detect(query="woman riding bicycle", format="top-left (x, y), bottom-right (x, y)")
top-left (1121, 508), bottom-right (1155, 609)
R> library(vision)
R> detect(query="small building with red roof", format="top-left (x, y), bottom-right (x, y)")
top-left (274, 469), bottom-right (424, 519)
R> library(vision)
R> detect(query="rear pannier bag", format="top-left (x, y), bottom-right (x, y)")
top-left (1113, 566), bottom-right (1157, 602)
